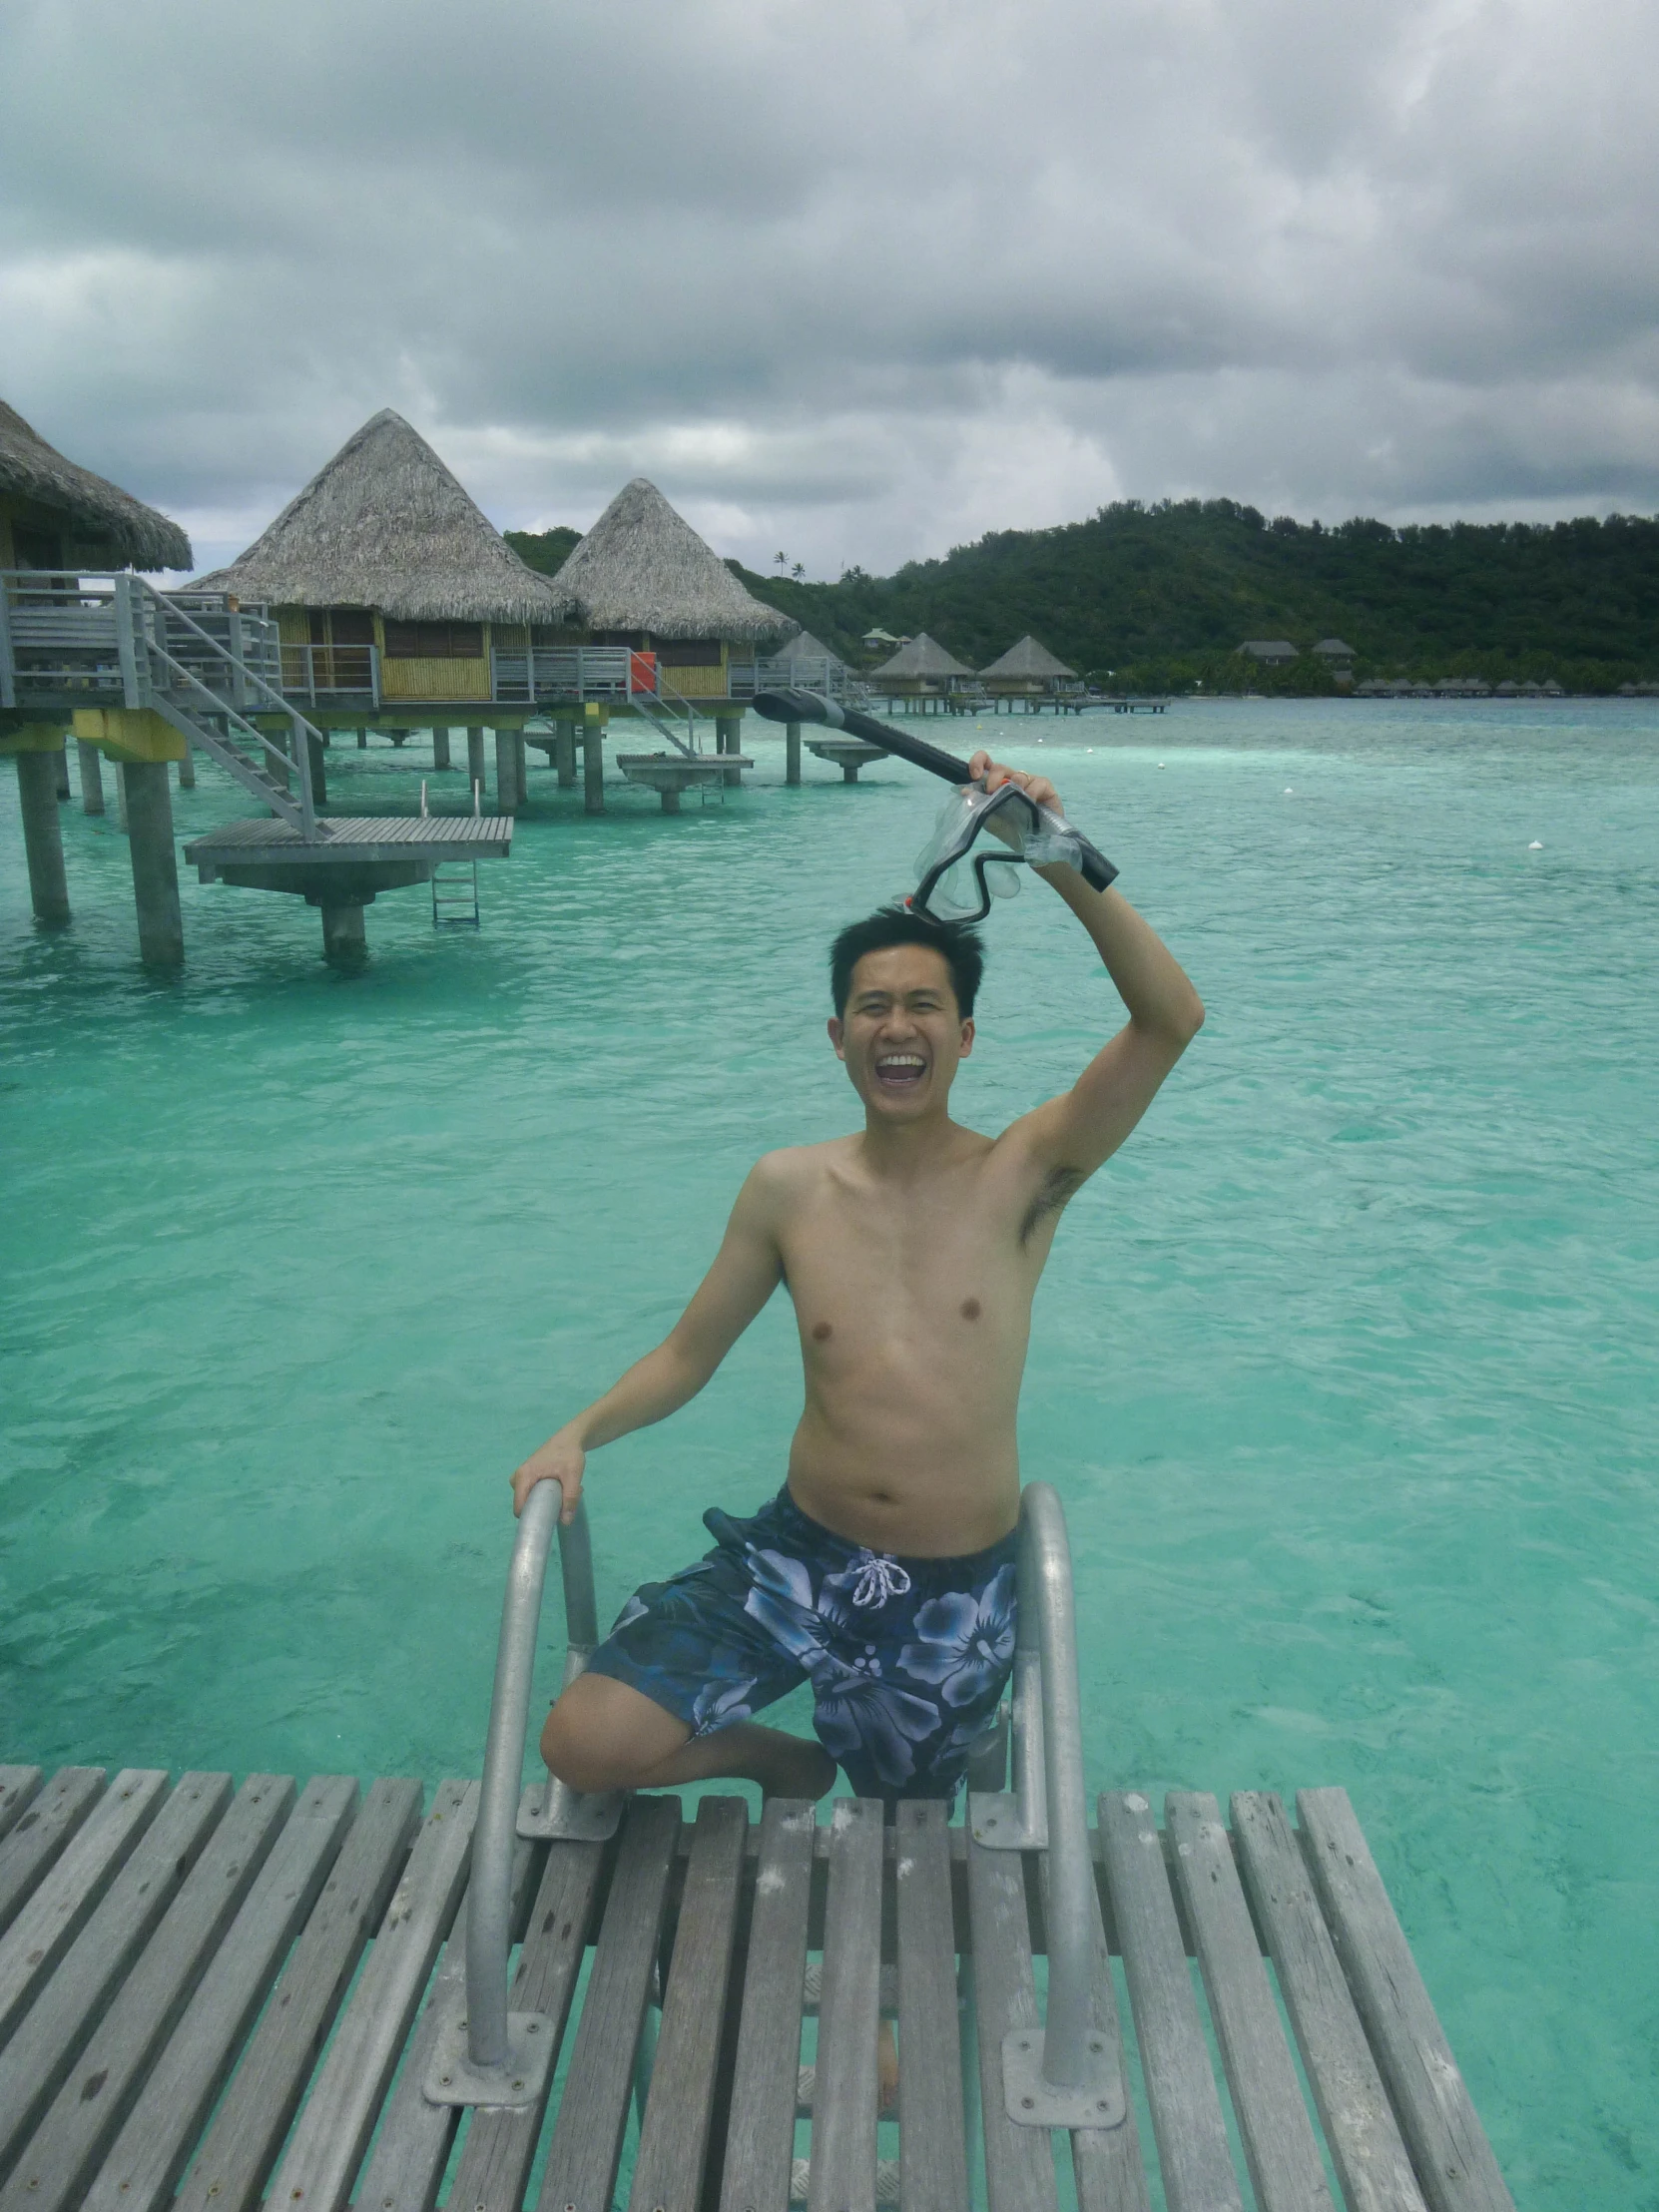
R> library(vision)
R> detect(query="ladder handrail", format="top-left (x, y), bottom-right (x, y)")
top-left (465, 1480), bottom-right (599, 2073)
top-left (1009, 1480), bottom-right (1098, 2089)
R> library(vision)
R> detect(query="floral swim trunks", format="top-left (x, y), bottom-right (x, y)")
top-left (582, 1486), bottom-right (1018, 1803)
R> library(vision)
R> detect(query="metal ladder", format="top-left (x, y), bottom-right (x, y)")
top-left (431, 860), bottom-right (480, 927)
top-left (431, 1479), bottom-right (1118, 2171)
top-left (627, 668), bottom-right (703, 759)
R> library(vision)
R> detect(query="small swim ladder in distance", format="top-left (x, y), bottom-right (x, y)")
top-left (426, 1477), bottom-right (1118, 2128)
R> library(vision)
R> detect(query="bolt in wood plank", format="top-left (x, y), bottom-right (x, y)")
top-left (1231, 1793), bottom-right (1427, 2212)
top-left (0, 1774), bottom-right (293, 2212)
top-left (354, 1833), bottom-right (550, 2212)
top-left (893, 1799), bottom-right (967, 2212)
top-left (719, 1799), bottom-right (817, 2212)
top-left (0, 1775), bottom-right (42, 1853)
top-left (1166, 1793), bottom-right (1332, 2212)
top-left (0, 1770), bottom-right (104, 1938)
top-left (0, 1770), bottom-right (169, 2046)
top-left (82, 1775), bottom-right (359, 2212)
top-left (536, 1794), bottom-right (682, 2212)
top-left (0, 1776), bottom-right (231, 2185)
top-left (1296, 1789), bottom-right (1514, 2212)
top-left (1043, 1846), bottom-right (1151, 2212)
top-left (631, 1796), bottom-right (749, 2212)
top-left (963, 1825), bottom-right (1058, 2212)
top-left (1098, 1792), bottom-right (1242, 2212)
top-left (173, 1775), bottom-right (421, 2212)
top-left (264, 1778), bottom-right (475, 2212)
top-left (808, 1799), bottom-right (884, 2212)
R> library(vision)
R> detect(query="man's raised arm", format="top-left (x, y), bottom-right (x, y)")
top-left (511, 1158), bottom-right (787, 1520)
top-left (972, 753), bottom-right (1205, 1183)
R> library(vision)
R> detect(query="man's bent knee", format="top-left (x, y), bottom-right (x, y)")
top-left (540, 1673), bottom-right (690, 1794)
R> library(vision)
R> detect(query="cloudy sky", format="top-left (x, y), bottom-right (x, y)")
top-left (3, 0), bottom-right (1656, 578)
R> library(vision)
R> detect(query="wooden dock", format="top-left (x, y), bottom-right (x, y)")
top-left (0, 1762), bottom-right (1512, 2212)
top-left (183, 813), bottom-right (514, 879)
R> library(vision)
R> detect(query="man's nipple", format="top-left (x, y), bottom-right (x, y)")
top-left (960, 1298), bottom-right (981, 1321)
top-left (812, 1321), bottom-right (833, 1342)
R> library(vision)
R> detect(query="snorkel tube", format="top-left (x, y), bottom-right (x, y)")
top-left (753, 688), bottom-right (1120, 916)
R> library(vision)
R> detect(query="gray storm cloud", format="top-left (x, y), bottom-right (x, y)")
top-left (2, 0), bottom-right (1654, 575)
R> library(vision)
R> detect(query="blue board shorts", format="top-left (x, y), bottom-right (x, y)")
top-left (583, 1485), bottom-right (1018, 1803)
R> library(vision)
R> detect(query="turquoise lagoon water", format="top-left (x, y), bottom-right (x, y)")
top-left (2, 702), bottom-right (1656, 2202)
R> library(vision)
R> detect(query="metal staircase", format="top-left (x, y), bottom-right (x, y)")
top-left (2, 571), bottom-right (331, 839)
top-left (625, 667), bottom-right (702, 759)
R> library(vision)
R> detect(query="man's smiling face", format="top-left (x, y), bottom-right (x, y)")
top-left (829, 943), bottom-right (974, 1122)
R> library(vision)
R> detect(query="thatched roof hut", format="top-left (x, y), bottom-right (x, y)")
top-left (770, 628), bottom-right (846, 671)
top-left (553, 479), bottom-right (793, 644)
top-left (195, 410), bottom-right (573, 623)
top-left (979, 635), bottom-right (1077, 682)
top-left (0, 398), bottom-right (192, 572)
top-left (869, 633), bottom-right (974, 682)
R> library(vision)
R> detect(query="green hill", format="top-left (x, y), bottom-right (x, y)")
top-left (729, 500), bottom-right (1659, 694)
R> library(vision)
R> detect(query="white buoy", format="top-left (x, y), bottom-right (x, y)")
top-left (1529, 839), bottom-right (1543, 849)
top-left (1285, 787), bottom-right (1295, 795)
top-left (1157, 762), bottom-right (1166, 770)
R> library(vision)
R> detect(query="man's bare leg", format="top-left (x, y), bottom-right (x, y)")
top-left (541, 1671), bottom-right (834, 1800)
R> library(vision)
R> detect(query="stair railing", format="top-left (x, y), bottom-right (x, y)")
top-left (969, 1483), bottom-right (1125, 2128)
top-left (423, 1479), bottom-right (620, 2109)
top-left (123, 577), bottom-right (327, 839)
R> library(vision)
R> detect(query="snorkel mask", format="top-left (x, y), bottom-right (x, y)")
top-left (911, 780), bottom-right (1114, 921)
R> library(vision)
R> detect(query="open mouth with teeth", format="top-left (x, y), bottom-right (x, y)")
top-left (873, 1051), bottom-right (928, 1091)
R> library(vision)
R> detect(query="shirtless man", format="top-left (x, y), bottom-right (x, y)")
top-left (513, 751), bottom-right (1204, 1811)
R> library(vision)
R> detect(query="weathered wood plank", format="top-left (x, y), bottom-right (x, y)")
top-left (0, 1770), bottom-right (104, 1939)
top-left (1297, 1789), bottom-right (1514, 2212)
top-left (0, 1770), bottom-right (169, 2046)
top-left (0, 1775), bottom-right (230, 2184)
top-left (0, 1775), bottom-right (41, 1853)
top-left (1047, 1845), bottom-right (1151, 2212)
top-left (719, 1799), bottom-right (816, 2212)
top-left (809, 1798), bottom-right (884, 2212)
top-left (0, 1774), bottom-right (293, 2212)
top-left (1098, 1791), bottom-right (1242, 2212)
top-left (538, 1793), bottom-right (681, 2212)
top-left (963, 1826), bottom-right (1058, 2212)
top-left (894, 1799), bottom-right (967, 2212)
top-left (1166, 1793), bottom-right (1332, 2212)
top-left (631, 1796), bottom-right (749, 2212)
top-left (81, 1775), bottom-right (359, 2212)
top-left (1231, 1793), bottom-right (1427, 2212)
top-left (354, 1833), bottom-right (548, 2212)
top-left (264, 1778), bottom-right (475, 2212)
top-left (173, 1775), bottom-right (421, 2212)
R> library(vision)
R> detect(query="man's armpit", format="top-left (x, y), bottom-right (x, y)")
top-left (1018, 1165), bottom-right (1085, 1245)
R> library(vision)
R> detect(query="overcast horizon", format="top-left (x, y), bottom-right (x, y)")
top-left (4, 0), bottom-right (1657, 582)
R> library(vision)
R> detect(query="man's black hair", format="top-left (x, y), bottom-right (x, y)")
top-left (830, 903), bottom-right (985, 1019)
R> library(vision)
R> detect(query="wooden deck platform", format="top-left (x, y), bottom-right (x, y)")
top-left (183, 815), bottom-right (514, 879)
top-left (0, 1763), bottom-right (1512, 2212)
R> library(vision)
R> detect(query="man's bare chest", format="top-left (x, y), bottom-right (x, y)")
top-left (778, 1180), bottom-right (1039, 1342)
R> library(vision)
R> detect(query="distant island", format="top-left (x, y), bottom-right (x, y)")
top-left (510, 501), bottom-right (1659, 695)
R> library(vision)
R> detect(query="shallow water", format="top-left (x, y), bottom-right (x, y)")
top-left (2, 700), bottom-right (1656, 2203)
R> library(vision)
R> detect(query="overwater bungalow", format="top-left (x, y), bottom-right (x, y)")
top-left (759, 626), bottom-right (857, 700)
top-left (2, 399), bottom-right (196, 950)
top-left (195, 410), bottom-right (574, 747)
top-left (979, 633), bottom-right (1082, 712)
top-left (867, 631), bottom-right (977, 714)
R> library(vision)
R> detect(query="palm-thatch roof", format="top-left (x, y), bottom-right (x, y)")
top-left (869, 632), bottom-right (974, 680)
top-left (0, 399), bottom-right (192, 572)
top-left (553, 479), bottom-right (795, 644)
top-left (193, 410), bottom-right (574, 623)
top-left (770, 627), bottom-right (845, 669)
top-left (979, 634), bottom-right (1077, 681)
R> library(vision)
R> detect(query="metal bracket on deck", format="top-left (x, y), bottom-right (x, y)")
top-left (516, 1775), bottom-right (625, 1843)
top-left (1002, 2028), bottom-right (1125, 2130)
top-left (422, 1998), bottom-right (556, 2108)
top-left (968, 1790), bottom-right (1047, 1850)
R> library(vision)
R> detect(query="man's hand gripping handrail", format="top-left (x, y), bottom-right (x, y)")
top-left (422, 1482), bottom-right (622, 2108)
top-left (970, 1483), bottom-right (1126, 2128)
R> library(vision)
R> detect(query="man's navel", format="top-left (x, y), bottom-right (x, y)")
top-left (812, 1321), bottom-right (832, 1342)
top-left (960, 1298), bottom-right (981, 1321)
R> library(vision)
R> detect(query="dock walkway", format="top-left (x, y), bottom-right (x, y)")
top-left (0, 1758), bottom-right (1511, 2212)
